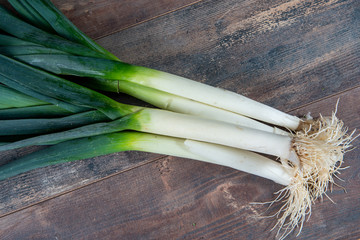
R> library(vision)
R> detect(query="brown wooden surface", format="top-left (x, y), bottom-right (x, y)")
top-left (0, 0), bottom-right (359, 239)
top-left (54, 0), bottom-right (203, 39)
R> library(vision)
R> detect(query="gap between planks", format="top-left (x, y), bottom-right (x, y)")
top-left (287, 84), bottom-right (360, 112)
top-left (1, 84), bottom-right (359, 219)
top-left (0, 155), bottom-right (167, 219)
top-left (92, 0), bottom-right (206, 40)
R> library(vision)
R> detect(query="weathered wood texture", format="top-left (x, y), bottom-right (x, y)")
top-left (0, 0), bottom-right (202, 39)
top-left (0, 150), bottom-right (165, 216)
top-left (54, 0), bottom-right (203, 39)
top-left (0, 0), bottom-right (359, 239)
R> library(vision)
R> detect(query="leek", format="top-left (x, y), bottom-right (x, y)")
top-left (0, 108), bottom-right (293, 158)
top-left (84, 79), bottom-right (289, 135)
top-left (6, 52), bottom-right (300, 130)
top-left (0, 131), bottom-right (292, 185)
top-left (2, 16), bottom-right (354, 225)
top-left (0, 58), bottom-right (355, 239)
top-left (0, 55), bottom-right (294, 161)
top-left (0, 3), bottom-right (299, 130)
top-left (10, 53), bottom-right (301, 129)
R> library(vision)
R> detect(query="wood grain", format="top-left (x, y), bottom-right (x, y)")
top-left (0, 150), bottom-right (165, 216)
top-left (0, 0), bottom-right (203, 39)
top-left (55, 0), bottom-right (203, 39)
top-left (0, 87), bottom-right (359, 240)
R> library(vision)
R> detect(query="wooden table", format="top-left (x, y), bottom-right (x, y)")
top-left (0, 0), bottom-right (359, 239)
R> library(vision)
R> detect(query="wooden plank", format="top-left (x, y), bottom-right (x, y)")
top-left (0, 87), bottom-right (358, 239)
top-left (0, 150), bottom-right (163, 216)
top-left (0, 0), bottom-right (203, 39)
top-left (54, 0), bottom-right (203, 39)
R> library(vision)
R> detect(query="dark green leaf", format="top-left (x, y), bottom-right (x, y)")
top-left (8, 0), bottom-right (54, 32)
top-left (0, 45), bottom-right (67, 56)
top-left (0, 131), bottom-right (134, 181)
top-left (15, 54), bottom-right (133, 79)
top-left (0, 34), bottom-right (40, 46)
top-left (0, 6), bottom-right (109, 59)
top-left (0, 110), bottom-right (109, 136)
top-left (0, 113), bottom-right (135, 151)
top-left (0, 105), bottom-right (72, 119)
top-left (25, 0), bottom-right (118, 60)
top-left (0, 84), bottom-right (47, 108)
top-left (0, 74), bottom-right (88, 113)
top-left (0, 54), bottom-right (136, 119)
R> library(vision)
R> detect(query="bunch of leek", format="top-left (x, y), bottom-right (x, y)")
top-left (0, 0), bottom-right (357, 238)
top-left (0, 55), bottom-right (298, 238)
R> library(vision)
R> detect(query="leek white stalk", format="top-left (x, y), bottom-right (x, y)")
top-left (132, 108), bottom-right (294, 160)
top-left (135, 108), bottom-right (355, 239)
top-left (116, 67), bottom-right (302, 130)
top-left (127, 134), bottom-right (293, 186)
top-left (15, 54), bottom-right (301, 130)
top-left (0, 130), bottom-right (295, 236)
top-left (184, 139), bottom-right (292, 186)
top-left (88, 79), bottom-right (289, 135)
top-left (0, 131), bottom-right (292, 183)
top-left (0, 107), bottom-right (294, 159)
top-left (0, 130), bottom-right (294, 189)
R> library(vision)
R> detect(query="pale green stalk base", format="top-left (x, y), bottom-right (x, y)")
top-left (131, 134), bottom-right (293, 187)
top-left (92, 79), bottom-right (289, 135)
top-left (184, 139), bottom-right (292, 185)
top-left (132, 108), bottom-right (294, 160)
top-left (119, 67), bottom-right (301, 130)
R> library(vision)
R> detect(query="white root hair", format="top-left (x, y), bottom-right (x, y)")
top-left (271, 109), bottom-right (357, 239)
